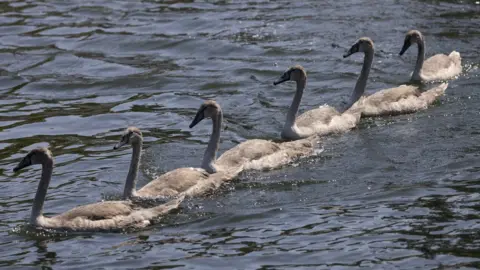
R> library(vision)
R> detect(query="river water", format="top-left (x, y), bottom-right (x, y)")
top-left (0, 0), bottom-right (479, 269)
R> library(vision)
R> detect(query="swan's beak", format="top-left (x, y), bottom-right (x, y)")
top-left (13, 158), bottom-right (31, 172)
top-left (343, 43), bottom-right (358, 58)
top-left (399, 40), bottom-right (410, 56)
top-left (274, 72), bottom-right (290, 85)
top-left (273, 77), bottom-right (289, 85)
top-left (113, 141), bottom-right (128, 150)
top-left (189, 111), bottom-right (205, 128)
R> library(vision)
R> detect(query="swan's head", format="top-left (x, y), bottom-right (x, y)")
top-left (273, 65), bottom-right (307, 85)
top-left (189, 100), bottom-right (221, 128)
top-left (343, 37), bottom-right (374, 58)
top-left (114, 127), bottom-right (143, 149)
top-left (399, 30), bottom-right (423, 56)
top-left (13, 148), bottom-right (53, 172)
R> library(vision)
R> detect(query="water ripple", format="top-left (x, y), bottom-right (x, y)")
top-left (0, 0), bottom-right (480, 269)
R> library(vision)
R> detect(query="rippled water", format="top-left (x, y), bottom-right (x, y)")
top-left (1, 0), bottom-right (479, 269)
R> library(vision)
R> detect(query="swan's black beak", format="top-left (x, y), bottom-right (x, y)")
top-left (343, 43), bottom-right (358, 58)
top-left (274, 72), bottom-right (290, 85)
top-left (189, 110), bottom-right (205, 128)
top-left (399, 40), bottom-right (410, 56)
top-left (113, 141), bottom-right (127, 150)
top-left (273, 77), bottom-right (289, 85)
top-left (13, 157), bottom-right (31, 172)
top-left (13, 165), bottom-right (22, 173)
top-left (114, 135), bottom-right (129, 150)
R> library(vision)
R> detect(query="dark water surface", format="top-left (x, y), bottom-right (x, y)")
top-left (1, 0), bottom-right (480, 269)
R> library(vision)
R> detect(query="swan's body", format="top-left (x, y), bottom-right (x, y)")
top-left (135, 168), bottom-right (209, 197)
top-left (215, 139), bottom-right (281, 169)
top-left (115, 99), bottom-right (316, 202)
top-left (399, 30), bottom-right (461, 82)
top-left (35, 198), bottom-right (182, 231)
top-left (343, 37), bottom-right (448, 116)
top-left (349, 83), bottom-right (447, 116)
top-left (135, 167), bottom-right (239, 200)
top-left (114, 125), bottom-right (242, 202)
top-left (190, 100), bottom-right (317, 172)
top-left (215, 137), bottom-right (316, 171)
top-left (180, 137), bottom-right (317, 197)
top-left (273, 65), bottom-right (361, 140)
top-left (12, 148), bottom-right (183, 232)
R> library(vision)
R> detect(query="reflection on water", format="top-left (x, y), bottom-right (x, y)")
top-left (0, 0), bottom-right (480, 269)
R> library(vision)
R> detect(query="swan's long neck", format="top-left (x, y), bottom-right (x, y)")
top-left (346, 49), bottom-right (374, 110)
top-left (31, 160), bottom-right (53, 225)
top-left (412, 39), bottom-right (425, 81)
top-left (284, 79), bottom-right (306, 130)
top-left (123, 141), bottom-right (142, 199)
top-left (201, 110), bottom-right (222, 173)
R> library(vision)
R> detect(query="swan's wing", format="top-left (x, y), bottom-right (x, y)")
top-left (43, 196), bottom-right (184, 231)
top-left (295, 105), bottom-right (339, 127)
top-left (52, 200), bottom-right (134, 221)
top-left (360, 85), bottom-right (419, 116)
top-left (244, 137), bottom-right (316, 171)
top-left (422, 53), bottom-right (462, 80)
top-left (365, 85), bottom-right (419, 106)
top-left (295, 105), bottom-right (359, 136)
top-left (216, 139), bottom-right (281, 169)
top-left (137, 167), bottom-right (209, 197)
top-left (423, 54), bottom-right (453, 72)
top-left (359, 83), bottom-right (446, 116)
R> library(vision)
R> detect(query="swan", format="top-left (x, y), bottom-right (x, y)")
top-left (343, 37), bottom-right (448, 116)
top-left (399, 30), bottom-right (462, 82)
top-left (114, 101), bottom-right (315, 201)
top-left (272, 65), bottom-right (361, 140)
top-left (189, 100), bottom-right (317, 172)
top-left (12, 147), bottom-right (183, 232)
top-left (114, 126), bottom-right (241, 201)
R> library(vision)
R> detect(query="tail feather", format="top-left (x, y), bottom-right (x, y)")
top-left (449, 51), bottom-right (462, 71)
top-left (449, 51), bottom-right (461, 60)
top-left (420, 82), bottom-right (448, 105)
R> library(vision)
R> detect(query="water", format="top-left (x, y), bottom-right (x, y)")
top-left (0, 0), bottom-right (479, 269)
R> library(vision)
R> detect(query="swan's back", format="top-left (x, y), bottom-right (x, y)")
top-left (136, 167), bottom-right (209, 197)
top-left (367, 85), bottom-right (419, 105)
top-left (244, 137), bottom-right (316, 171)
top-left (354, 83), bottom-right (447, 116)
top-left (215, 139), bottom-right (281, 169)
top-left (39, 196), bottom-right (184, 231)
top-left (296, 105), bottom-right (339, 127)
top-left (54, 201), bottom-right (134, 221)
top-left (216, 137), bottom-right (316, 172)
top-left (295, 105), bottom-right (360, 136)
top-left (422, 51), bottom-right (462, 81)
